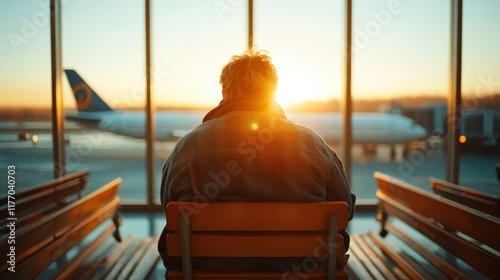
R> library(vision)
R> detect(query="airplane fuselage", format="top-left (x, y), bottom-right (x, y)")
top-left (63, 70), bottom-right (427, 145)
top-left (66, 111), bottom-right (427, 144)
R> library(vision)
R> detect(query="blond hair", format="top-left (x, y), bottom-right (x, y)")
top-left (220, 49), bottom-right (278, 99)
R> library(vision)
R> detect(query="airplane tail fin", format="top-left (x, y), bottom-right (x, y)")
top-left (65, 69), bottom-right (113, 112)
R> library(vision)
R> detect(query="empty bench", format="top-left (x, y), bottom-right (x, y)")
top-left (346, 172), bottom-right (500, 279)
top-left (429, 177), bottom-right (500, 218)
top-left (0, 174), bottom-right (160, 279)
top-left (0, 169), bottom-right (90, 235)
top-left (164, 201), bottom-right (350, 280)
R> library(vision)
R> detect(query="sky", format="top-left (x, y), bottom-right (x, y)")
top-left (0, 0), bottom-right (499, 110)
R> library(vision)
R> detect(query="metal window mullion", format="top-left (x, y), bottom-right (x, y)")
top-left (446, 0), bottom-right (463, 184)
top-left (342, 0), bottom-right (353, 182)
top-left (145, 0), bottom-right (156, 206)
top-left (50, 0), bottom-right (66, 178)
top-left (248, 0), bottom-right (253, 49)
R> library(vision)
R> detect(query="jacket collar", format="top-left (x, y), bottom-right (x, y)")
top-left (202, 97), bottom-right (286, 123)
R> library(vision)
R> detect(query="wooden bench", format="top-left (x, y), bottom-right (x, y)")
top-left (0, 176), bottom-right (160, 279)
top-left (0, 169), bottom-right (90, 235)
top-left (164, 201), bottom-right (350, 280)
top-left (347, 172), bottom-right (500, 279)
top-left (429, 177), bottom-right (500, 218)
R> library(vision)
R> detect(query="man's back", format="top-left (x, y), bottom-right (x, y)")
top-left (158, 49), bottom-right (354, 274)
top-left (161, 104), bottom-right (350, 206)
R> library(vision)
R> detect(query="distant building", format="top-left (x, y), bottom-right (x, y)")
top-left (389, 103), bottom-right (500, 149)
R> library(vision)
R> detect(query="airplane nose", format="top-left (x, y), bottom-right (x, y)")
top-left (415, 124), bottom-right (427, 139)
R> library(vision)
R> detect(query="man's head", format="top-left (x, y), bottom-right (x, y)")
top-left (220, 49), bottom-right (278, 100)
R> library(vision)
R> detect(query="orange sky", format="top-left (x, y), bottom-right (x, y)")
top-left (1, 0), bottom-right (499, 110)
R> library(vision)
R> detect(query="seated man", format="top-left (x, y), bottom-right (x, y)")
top-left (158, 49), bottom-right (355, 273)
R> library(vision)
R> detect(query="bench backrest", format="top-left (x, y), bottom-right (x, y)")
top-left (374, 172), bottom-right (500, 278)
top-left (429, 177), bottom-right (500, 217)
top-left (0, 177), bottom-right (122, 279)
top-left (0, 169), bottom-right (90, 228)
top-left (164, 201), bottom-right (350, 280)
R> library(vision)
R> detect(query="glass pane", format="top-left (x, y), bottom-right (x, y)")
top-left (351, 0), bottom-right (449, 200)
top-left (460, 0), bottom-right (500, 194)
top-left (62, 0), bottom-right (146, 203)
top-left (153, 0), bottom-right (247, 203)
top-left (0, 0), bottom-right (54, 192)
top-left (254, 0), bottom-right (343, 157)
top-left (255, 0), bottom-right (342, 111)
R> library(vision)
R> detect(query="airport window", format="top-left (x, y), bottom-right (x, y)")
top-left (2, 0), bottom-right (499, 204)
top-left (459, 0), bottom-right (500, 191)
top-left (254, 0), bottom-right (342, 110)
top-left (350, 0), bottom-right (449, 200)
top-left (152, 0), bottom-right (247, 203)
top-left (62, 0), bottom-right (148, 203)
top-left (0, 1), bottom-right (54, 192)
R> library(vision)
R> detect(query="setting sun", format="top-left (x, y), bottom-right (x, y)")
top-left (275, 62), bottom-right (318, 108)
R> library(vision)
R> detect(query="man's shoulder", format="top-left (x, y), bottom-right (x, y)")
top-left (287, 121), bottom-right (328, 142)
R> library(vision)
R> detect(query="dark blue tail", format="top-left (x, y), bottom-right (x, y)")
top-left (65, 69), bottom-right (112, 112)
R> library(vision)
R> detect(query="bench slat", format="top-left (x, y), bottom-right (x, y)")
top-left (378, 191), bottom-right (499, 278)
top-left (0, 169), bottom-right (89, 205)
top-left (375, 172), bottom-right (500, 251)
top-left (77, 236), bottom-right (133, 279)
top-left (117, 236), bottom-right (160, 280)
top-left (0, 174), bottom-right (140, 280)
top-left (127, 237), bottom-right (161, 280)
top-left (352, 233), bottom-right (408, 279)
top-left (166, 234), bottom-right (344, 258)
top-left (167, 271), bottom-right (349, 280)
top-left (166, 201), bottom-right (349, 232)
top-left (383, 221), bottom-right (469, 280)
top-left (0, 169), bottom-right (89, 225)
top-left (105, 237), bottom-right (149, 279)
top-left (429, 177), bottom-right (500, 202)
top-left (92, 236), bottom-right (141, 279)
top-left (165, 201), bottom-right (349, 279)
top-left (365, 231), bottom-right (436, 280)
top-left (0, 178), bottom-right (121, 267)
top-left (3, 196), bottom-right (120, 279)
top-left (429, 177), bottom-right (500, 218)
top-left (0, 180), bottom-right (86, 221)
top-left (347, 235), bottom-right (387, 280)
top-left (10, 179), bottom-right (86, 213)
top-left (49, 223), bottom-right (117, 280)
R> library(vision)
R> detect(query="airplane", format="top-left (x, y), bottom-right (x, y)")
top-left (64, 69), bottom-right (427, 144)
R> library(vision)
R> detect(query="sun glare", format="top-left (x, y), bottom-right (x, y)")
top-left (275, 66), bottom-right (314, 109)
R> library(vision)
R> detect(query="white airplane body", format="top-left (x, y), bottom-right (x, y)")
top-left (64, 70), bottom-right (427, 144)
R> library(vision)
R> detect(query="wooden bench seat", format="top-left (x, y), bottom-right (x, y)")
top-left (0, 174), bottom-right (160, 279)
top-left (50, 234), bottom-right (160, 279)
top-left (0, 169), bottom-right (90, 235)
top-left (429, 177), bottom-right (500, 217)
top-left (164, 201), bottom-right (350, 280)
top-left (346, 172), bottom-right (500, 279)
